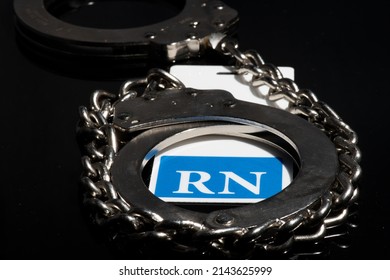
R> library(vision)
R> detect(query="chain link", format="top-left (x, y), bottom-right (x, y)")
top-left (77, 42), bottom-right (361, 258)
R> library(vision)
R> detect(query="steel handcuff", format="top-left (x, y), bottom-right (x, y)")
top-left (14, 0), bottom-right (361, 258)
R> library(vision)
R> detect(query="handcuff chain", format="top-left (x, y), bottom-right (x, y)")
top-left (219, 38), bottom-right (361, 203)
top-left (77, 42), bottom-right (361, 257)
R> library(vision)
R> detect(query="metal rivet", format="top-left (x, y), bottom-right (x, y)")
top-left (145, 32), bottom-right (156, 39)
top-left (144, 95), bottom-right (156, 101)
top-left (189, 21), bottom-right (199, 28)
top-left (215, 213), bottom-right (234, 225)
top-left (117, 112), bottom-right (131, 121)
top-left (187, 32), bottom-right (198, 40)
top-left (214, 20), bottom-right (225, 28)
top-left (224, 100), bottom-right (236, 108)
top-left (214, 4), bottom-right (224, 10)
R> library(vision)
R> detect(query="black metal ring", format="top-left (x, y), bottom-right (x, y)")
top-left (110, 88), bottom-right (338, 230)
top-left (13, 0), bottom-right (238, 61)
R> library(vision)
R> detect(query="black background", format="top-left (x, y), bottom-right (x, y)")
top-left (1, 0), bottom-right (389, 260)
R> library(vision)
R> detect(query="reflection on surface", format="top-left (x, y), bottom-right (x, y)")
top-left (45, 0), bottom-right (185, 29)
top-left (82, 200), bottom-right (359, 260)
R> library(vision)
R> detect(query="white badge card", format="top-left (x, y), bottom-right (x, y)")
top-left (148, 65), bottom-right (295, 204)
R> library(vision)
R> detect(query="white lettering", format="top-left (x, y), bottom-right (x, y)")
top-left (174, 171), bottom-right (214, 194)
top-left (218, 172), bottom-right (267, 195)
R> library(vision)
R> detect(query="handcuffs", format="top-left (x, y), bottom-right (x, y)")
top-left (14, 0), bottom-right (361, 258)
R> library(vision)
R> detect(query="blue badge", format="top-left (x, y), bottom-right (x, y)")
top-left (149, 156), bottom-right (283, 203)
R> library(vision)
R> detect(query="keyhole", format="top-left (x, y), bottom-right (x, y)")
top-left (45, 0), bottom-right (185, 29)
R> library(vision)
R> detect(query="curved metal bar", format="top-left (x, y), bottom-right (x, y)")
top-left (111, 88), bottom-right (338, 230)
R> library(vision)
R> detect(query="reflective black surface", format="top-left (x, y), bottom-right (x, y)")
top-left (1, 0), bottom-right (389, 259)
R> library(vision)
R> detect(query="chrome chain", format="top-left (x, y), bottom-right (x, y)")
top-left (77, 38), bottom-right (361, 258)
